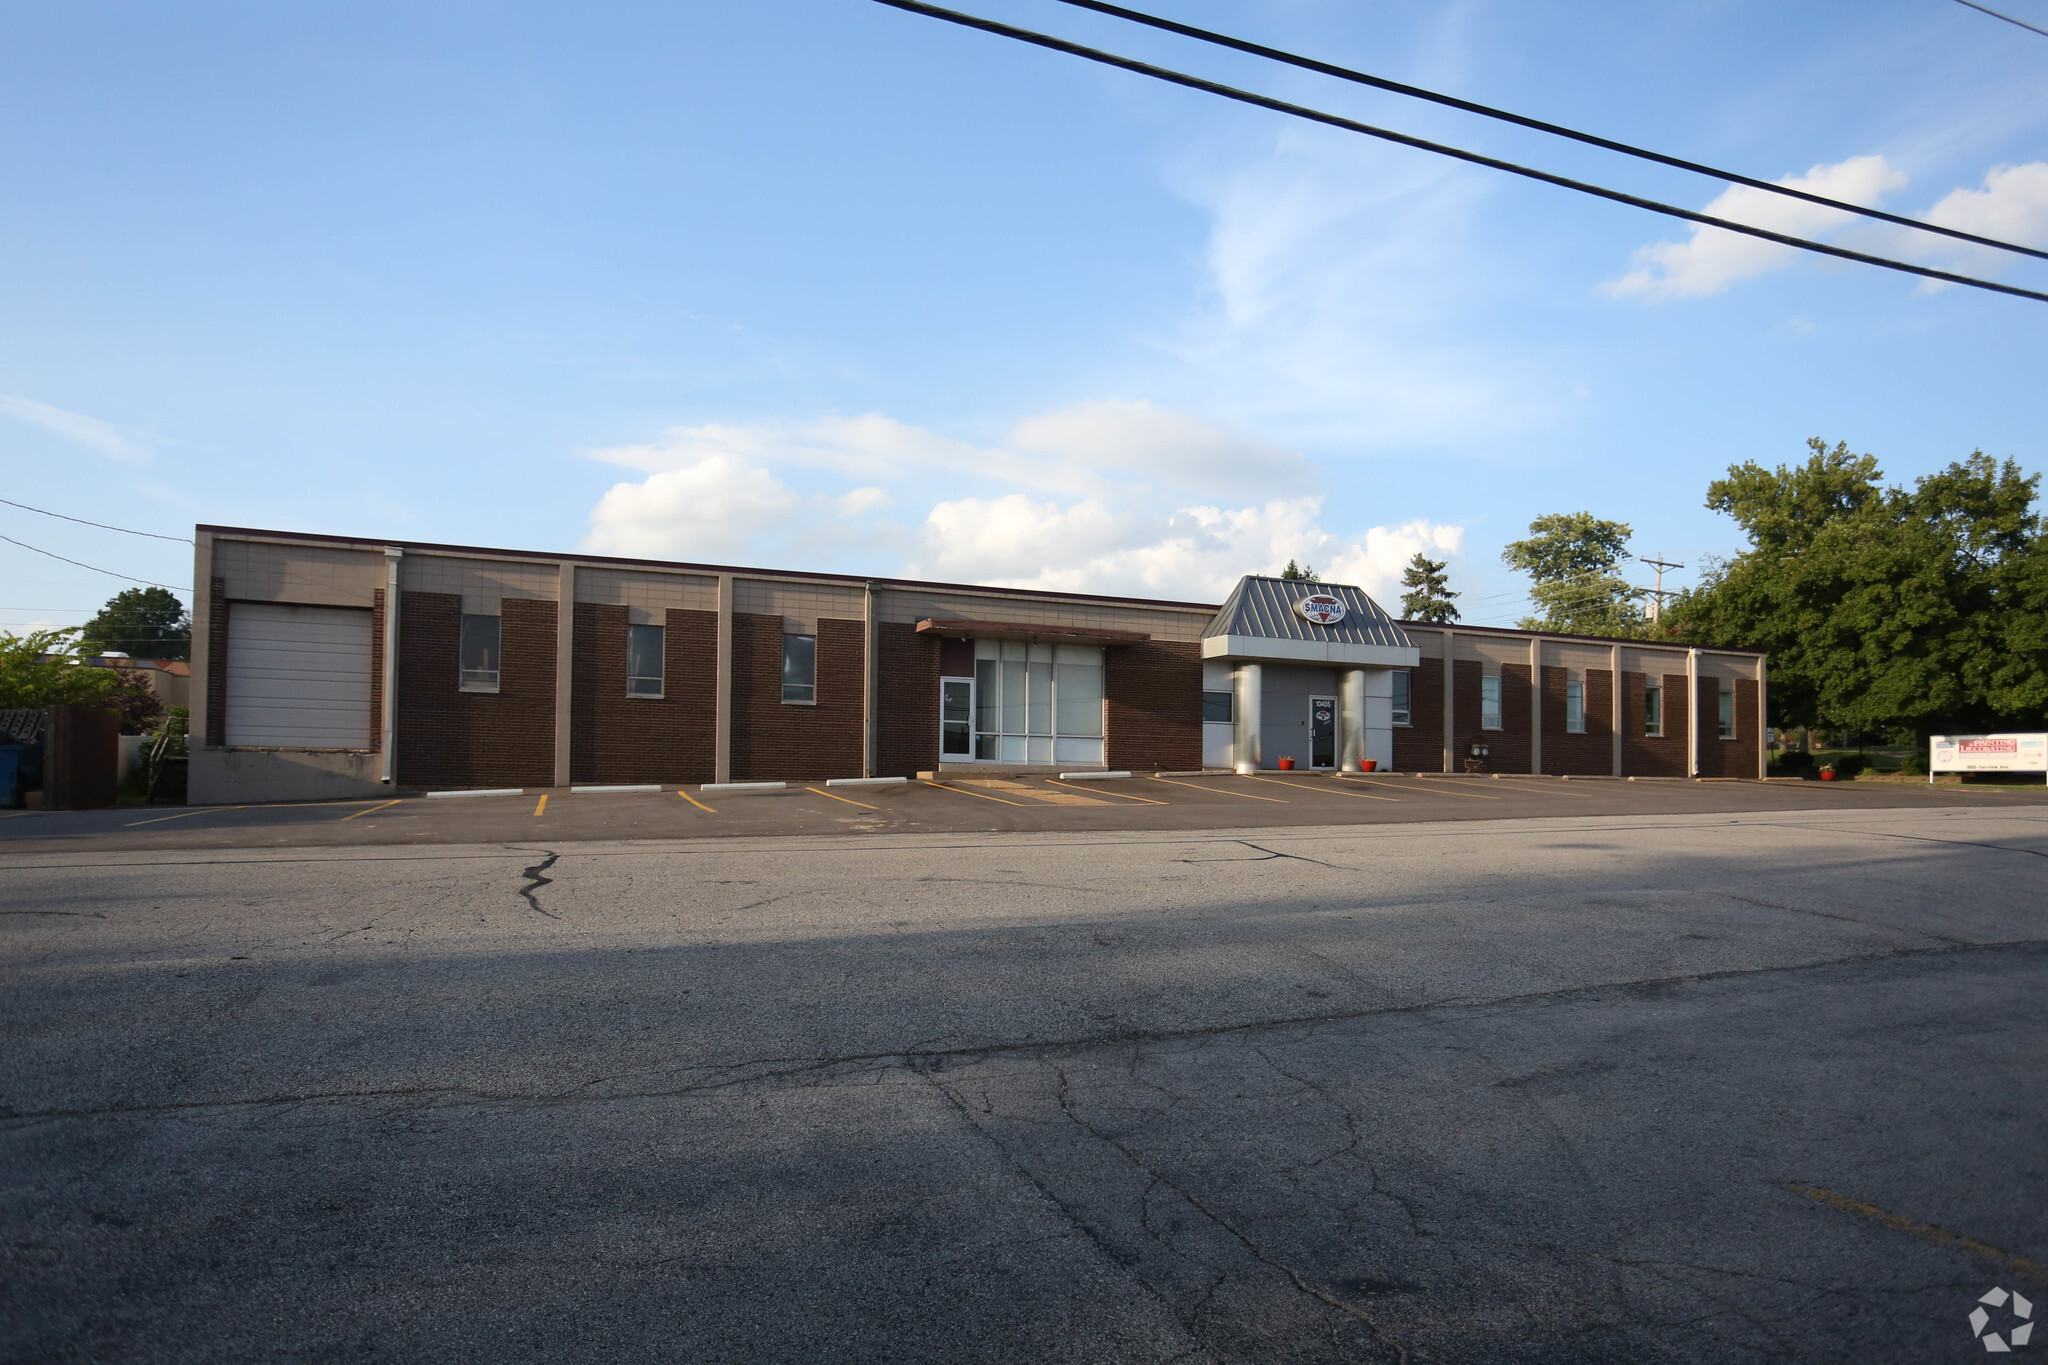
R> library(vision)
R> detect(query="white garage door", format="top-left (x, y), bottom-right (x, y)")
top-left (225, 603), bottom-right (373, 749)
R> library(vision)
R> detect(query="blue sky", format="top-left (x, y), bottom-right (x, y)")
top-left (4, 0), bottom-right (2045, 636)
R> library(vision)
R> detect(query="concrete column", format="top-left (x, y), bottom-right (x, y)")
top-left (1233, 662), bottom-right (1262, 774)
top-left (1441, 629), bottom-right (1456, 773)
top-left (1757, 657), bottom-right (1769, 780)
top-left (714, 574), bottom-right (735, 784)
top-left (1338, 667), bottom-right (1367, 772)
top-left (552, 562), bottom-right (575, 788)
top-left (1610, 642), bottom-right (1624, 777)
top-left (1529, 636), bottom-right (1543, 775)
top-left (863, 581), bottom-right (880, 778)
top-left (383, 548), bottom-right (403, 784)
top-left (1686, 647), bottom-right (1700, 779)
top-left (190, 530), bottom-right (214, 752)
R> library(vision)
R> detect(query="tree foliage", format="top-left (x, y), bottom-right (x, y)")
top-left (81, 587), bottom-right (191, 660)
top-left (1398, 553), bottom-right (1460, 622)
top-left (1667, 438), bottom-right (2048, 734)
top-left (0, 629), bottom-right (122, 709)
top-left (1278, 559), bottom-right (1320, 581)
top-left (1501, 512), bottom-right (1645, 637)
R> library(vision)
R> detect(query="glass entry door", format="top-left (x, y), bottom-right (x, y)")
top-left (941, 678), bottom-right (973, 758)
top-left (1310, 695), bottom-right (1337, 769)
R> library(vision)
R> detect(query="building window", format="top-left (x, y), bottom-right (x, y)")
top-left (1644, 683), bottom-right (1663, 736)
top-left (781, 632), bottom-right (816, 703)
top-left (1565, 678), bottom-right (1585, 733)
top-left (1719, 684), bottom-right (1735, 739)
top-left (972, 640), bottom-right (1104, 765)
top-left (1203, 690), bottom-right (1233, 723)
top-left (627, 624), bottom-right (664, 697)
top-left (459, 614), bottom-right (500, 692)
top-left (1481, 673), bottom-right (1502, 730)
top-left (1391, 670), bottom-right (1411, 726)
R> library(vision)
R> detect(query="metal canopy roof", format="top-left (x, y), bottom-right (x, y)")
top-left (1202, 577), bottom-right (1416, 649)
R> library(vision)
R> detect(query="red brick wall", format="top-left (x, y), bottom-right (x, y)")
top-left (1620, 671), bottom-right (1689, 777)
top-left (205, 577), bottom-right (228, 747)
top-left (395, 591), bottom-right (557, 789)
top-left (1540, 666), bottom-right (1614, 776)
top-left (1452, 659), bottom-right (1530, 772)
top-left (1693, 674), bottom-right (1761, 779)
top-left (730, 612), bottom-right (864, 782)
top-left (1394, 664), bottom-right (1443, 772)
top-left (368, 588), bottom-right (385, 754)
top-left (570, 604), bottom-right (716, 784)
top-left (1733, 677), bottom-right (1760, 779)
top-left (1105, 640), bottom-right (1201, 772)
top-left (877, 622), bottom-right (939, 777)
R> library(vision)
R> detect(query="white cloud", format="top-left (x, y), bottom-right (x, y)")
top-left (1602, 155), bottom-right (1907, 301)
top-left (1909, 161), bottom-right (2048, 282)
top-left (0, 395), bottom-right (153, 463)
top-left (579, 405), bottom-right (1466, 606)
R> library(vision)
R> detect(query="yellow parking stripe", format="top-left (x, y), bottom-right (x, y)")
top-left (1366, 777), bottom-right (1499, 799)
top-left (340, 799), bottom-right (401, 821)
top-left (676, 789), bottom-right (718, 813)
top-left (532, 794), bottom-right (548, 816)
top-left (1044, 778), bottom-right (1168, 805)
top-left (1148, 775), bottom-right (1287, 803)
top-left (1244, 774), bottom-right (1399, 802)
top-left (125, 805), bottom-right (248, 827)
top-left (808, 786), bottom-right (878, 810)
top-left (1489, 776), bottom-right (1593, 796)
top-left (923, 780), bottom-right (1028, 806)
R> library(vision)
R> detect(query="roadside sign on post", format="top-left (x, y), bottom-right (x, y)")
top-left (1929, 734), bottom-right (2048, 785)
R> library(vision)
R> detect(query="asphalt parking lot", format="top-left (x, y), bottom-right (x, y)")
top-left (4, 771), bottom-right (2045, 853)
top-left (3, 798), bottom-right (2045, 1362)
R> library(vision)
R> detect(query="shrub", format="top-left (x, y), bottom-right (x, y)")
top-left (1899, 750), bottom-right (1929, 776)
top-left (1774, 750), bottom-right (1815, 775)
top-left (1831, 753), bottom-right (1867, 778)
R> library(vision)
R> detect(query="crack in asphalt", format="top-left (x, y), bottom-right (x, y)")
top-left (513, 849), bottom-right (560, 919)
top-left (6, 936), bottom-right (2040, 1125)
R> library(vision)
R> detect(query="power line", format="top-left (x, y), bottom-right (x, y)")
top-left (0, 497), bottom-right (192, 544)
top-left (1954, 0), bottom-right (2048, 38)
top-left (0, 534), bottom-right (190, 593)
top-left (873, 0), bottom-right (2048, 304)
top-left (1054, 0), bottom-right (2048, 263)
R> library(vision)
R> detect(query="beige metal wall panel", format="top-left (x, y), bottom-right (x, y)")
top-left (399, 554), bottom-right (560, 614)
top-left (1408, 628), bottom-right (1448, 660)
top-left (575, 567), bottom-right (718, 622)
top-left (1699, 652), bottom-right (1760, 681)
top-left (1543, 641), bottom-right (1616, 672)
top-left (878, 589), bottom-right (1210, 642)
top-left (1619, 645), bottom-right (1690, 676)
top-left (735, 578), bottom-right (866, 626)
top-left (1457, 634), bottom-right (1532, 667)
top-left (213, 539), bottom-right (382, 608)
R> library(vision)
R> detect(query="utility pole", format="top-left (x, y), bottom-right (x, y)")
top-left (1639, 555), bottom-right (1685, 624)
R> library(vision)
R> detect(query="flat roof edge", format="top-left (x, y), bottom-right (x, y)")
top-left (1395, 619), bottom-right (1765, 656)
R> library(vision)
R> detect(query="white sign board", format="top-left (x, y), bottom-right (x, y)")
top-left (1930, 733), bottom-right (2048, 774)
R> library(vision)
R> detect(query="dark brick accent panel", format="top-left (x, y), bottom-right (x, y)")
top-left (395, 591), bottom-right (556, 790)
top-left (877, 622), bottom-right (939, 777)
top-left (205, 577), bottom-right (228, 746)
top-left (1451, 659), bottom-right (1530, 772)
top-left (1393, 664), bottom-right (1443, 773)
top-left (570, 604), bottom-right (716, 784)
top-left (1620, 671), bottom-right (1689, 777)
top-left (730, 612), bottom-right (864, 782)
top-left (1733, 677), bottom-right (1760, 779)
top-left (369, 587), bottom-right (385, 754)
top-left (1105, 641), bottom-right (1201, 772)
top-left (1540, 666), bottom-right (1614, 775)
top-left (1693, 674), bottom-right (1761, 779)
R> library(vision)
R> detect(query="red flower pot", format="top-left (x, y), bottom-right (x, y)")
top-left (1277, 758), bottom-right (1296, 771)
top-left (1820, 770), bottom-right (1837, 781)
top-left (1361, 760), bottom-right (1378, 773)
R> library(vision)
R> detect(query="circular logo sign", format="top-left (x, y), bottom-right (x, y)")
top-left (1295, 594), bottom-right (1346, 626)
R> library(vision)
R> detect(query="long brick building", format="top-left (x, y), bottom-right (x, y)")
top-left (188, 525), bottom-right (1766, 802)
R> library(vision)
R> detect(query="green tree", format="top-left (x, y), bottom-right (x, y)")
top-left (1398, 553), bottom-right (1460, 622)
top-left (1278, 559), bottom-right (1320, 581)
top-left (81, 587), bottom-right (191, 660)
top-left (1667, 439), bottom-right (2048, 736)
top-left (1501, 512), bottom-right (1645, 636)
top-left (0, 629), bottom-right (123, 709)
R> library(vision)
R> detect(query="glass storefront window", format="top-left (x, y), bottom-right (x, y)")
top-left (969, 639), bottom-right (1105, 764)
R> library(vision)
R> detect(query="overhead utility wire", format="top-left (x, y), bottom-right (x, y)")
top-left (1953, 0), bottom-right (2048, 38)
top-left (1052, 0), bottom-right (2048, 263)
top-left (0, 533), bottom-right (189, 593)
top-left (872, 0), bottom-right (2048, 304)
top-left (0, 497), bottom-right (192, 543)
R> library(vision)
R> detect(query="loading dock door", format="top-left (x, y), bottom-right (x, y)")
top-left (225, 603), bottom-right (373, 749)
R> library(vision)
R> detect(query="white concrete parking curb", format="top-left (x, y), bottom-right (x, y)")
top-left (571, 784), bottom-right (661, 794)
top-left (702, 781), bottom-right (787, 792)
top-left (826, 776), bottom-right (909, 787)
top-left (1058, 771), bottom-right (1133, 780)
top-left (425, 788), bottom-right (525, 799)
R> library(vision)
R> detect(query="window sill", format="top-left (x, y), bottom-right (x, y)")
top-left (782, 698), bottom-right (817, 706)
top-left (626, 693), bottom-right (666, 701)
top-left (459, 686), bottom-right (501, 695)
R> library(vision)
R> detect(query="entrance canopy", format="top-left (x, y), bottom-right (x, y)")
top-left (1200, 576), bottom-right (1420, 667)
